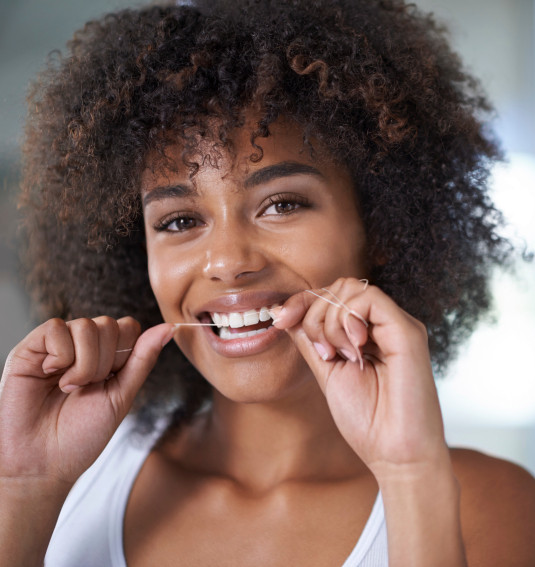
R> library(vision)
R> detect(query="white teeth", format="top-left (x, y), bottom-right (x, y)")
top-left (210, 302), bottom-right (281, 334)
top-left (259, 306), bottom-right (270, 322)
top-left (218, 326), bottom-right (270, 341)
top-left (213, 313), bottom-right (222, 328)
top-left (243, 309), bottom-right (259, 326)
top-left (229, 312), bottom-right (244, 328)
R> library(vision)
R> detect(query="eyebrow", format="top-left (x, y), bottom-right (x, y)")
top-left (143, 183), bottom-right (196, 207)
top-left (242, 161), bottom-right (325, 189)
top-left (143, 161), bottom-right (324, 207)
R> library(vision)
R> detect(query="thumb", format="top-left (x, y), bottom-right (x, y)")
top-left (107, 323), bottom-right (175, 418)
top-left (285, 322), bottom-right (332, 394)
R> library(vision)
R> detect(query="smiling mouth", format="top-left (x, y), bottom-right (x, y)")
top-left (199, 303), bottom-right (280, 340)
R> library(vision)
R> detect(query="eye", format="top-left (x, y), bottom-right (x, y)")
top-left (154, 214), bottom-right (201, 232)
top-left (263, 193), bottom-right (309, 216)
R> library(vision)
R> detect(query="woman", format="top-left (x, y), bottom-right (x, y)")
top-left (1, 1), bottom-right (534, 565)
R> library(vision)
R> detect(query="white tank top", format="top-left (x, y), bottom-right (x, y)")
top-left (45, 416), bottom-right (388, 566)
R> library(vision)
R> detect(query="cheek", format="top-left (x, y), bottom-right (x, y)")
top-left (278, 215), bottom-right (366, 288)
top-left (147, 243), bottom-right (197, 317)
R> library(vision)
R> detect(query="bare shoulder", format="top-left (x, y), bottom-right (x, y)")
top-left (449, 447), bottom-right (535, 567)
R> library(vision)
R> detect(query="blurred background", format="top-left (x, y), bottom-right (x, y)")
top-left (1, 0), bottom-right (534, 472)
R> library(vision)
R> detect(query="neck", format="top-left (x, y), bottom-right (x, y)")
top-left (174, 379), bottom-right (369, 493)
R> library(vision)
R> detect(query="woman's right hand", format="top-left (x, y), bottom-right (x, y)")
top-left (0, 316), bottom-right (175, 487)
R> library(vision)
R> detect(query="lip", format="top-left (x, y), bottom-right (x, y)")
top-left (201, 323), bottom-right (285, 358)
top-left (193, 289), bottom-right (294, 358)
top-left (193, 290), bottom-right (291, 318)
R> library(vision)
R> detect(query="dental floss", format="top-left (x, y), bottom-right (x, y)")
top-left (305, 287), bottom-right (369, 370)
top-left (304, 290), bottom-right (343, 309)
top-left (320, 288), bottom-right (369, 328)
top-left (115, 310), bottom-right (279, 353)
top-left (114, 290), bottom-right (369, 365)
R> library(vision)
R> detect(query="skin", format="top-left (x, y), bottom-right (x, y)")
top-left (1, 118), bottom-right (535, 567)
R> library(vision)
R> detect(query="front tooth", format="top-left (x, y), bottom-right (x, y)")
top-left (229, 312), bottom-right (245, 328)
top-left (213, 313), bottom-right (222, 328)
top-left (238, 332), bottom-right (248, 338)
top-left (243, 309), bottom-right (259, 326)
top-left (259, 306), bottom-right (270, 322)
top-left (220, 327), bottom-right (231, 339)
top-left (221, 313), bottom-right (229, 326)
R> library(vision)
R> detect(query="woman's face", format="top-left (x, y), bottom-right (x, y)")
top-left (142, 119), bottom-right (367, 403)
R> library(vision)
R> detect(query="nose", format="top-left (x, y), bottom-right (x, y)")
top-left (202, 222), bottom-right (267, 284)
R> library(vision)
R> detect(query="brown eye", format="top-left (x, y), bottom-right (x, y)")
top-left (263, 193), bottom-right (310, 217)
top-left (275, 202), bottom-right (298, 213)
top-left (167, 216), bottom-right (197, 231)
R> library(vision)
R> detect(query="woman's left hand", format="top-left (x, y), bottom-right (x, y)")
top-left (272, 277), bottom-right (450, 482)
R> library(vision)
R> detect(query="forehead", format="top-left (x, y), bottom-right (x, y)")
top-left (140, 117), bottom-right (350, 195)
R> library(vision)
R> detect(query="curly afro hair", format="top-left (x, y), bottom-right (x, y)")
top-left (20, 0), bottom-right (511, 432)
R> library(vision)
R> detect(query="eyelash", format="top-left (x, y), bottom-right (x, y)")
top-left (264, 193), bottom-right (310, 216)
top-left (153, 213), bottom-right (202, 233)
top-left (153, 193), bottom-right (310, 233)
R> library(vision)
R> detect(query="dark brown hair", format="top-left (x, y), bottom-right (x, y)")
top-left (20, 0), bottom-right (511, 431)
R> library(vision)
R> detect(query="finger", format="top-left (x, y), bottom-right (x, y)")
top-left (40, 319), bottom-right (75, 375)
top-left (111, 317), bottom-right (142, 373)
top-left (106, 323), bottom-right (176, 417)
top-left (285, 322), bottom-right (337, 394)
top-left (272, 290), bottom-right (319, 329)
top-left (58, 319), bottom-right (99, 391)
top-left (334, 284), bottom-right (426, 358)
top-left (273, 278), bottom-right (347, 330)
top-left (7, 318), bottom-right (75, 379)
top-left (91, 316), bottom-right (120, 383)
top-left (361, 339), bottom-right (385, 363)
top-left (300, 290), bottom-right (339, 361)
top-left (323, 300), bottom-right (361, 363)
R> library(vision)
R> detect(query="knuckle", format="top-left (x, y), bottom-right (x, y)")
top-left (332, 277), bottom-right (346, 290)
top-left (405, 319), bottom-right (427, 342)
top-left (45, 317), bottom-right (67, 334)
top-left (119, 316), bottom-right (141, 335)
top-left (76, 317), bottom-right (98, 335)
top-left (365, 284), bottom-right (379, 297)
top-left (130, 349), bottom-right (156, 370)
top-left (95, 315), bottom-right (117, 327)
top-left (415, 319), bottom-right (428, 339)
top-left (302, 314), bottom-right (323, 339)
top-left (100, 316), bottom-right (120, 337)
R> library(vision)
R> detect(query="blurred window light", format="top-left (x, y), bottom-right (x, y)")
top-left (438, 153), bottom-right (535, 428)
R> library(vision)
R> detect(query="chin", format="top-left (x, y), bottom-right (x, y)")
top-left (202, 357), bottom-right (313, 405)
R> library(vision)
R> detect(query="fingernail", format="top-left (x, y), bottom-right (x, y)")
top-left (313, 342), bottom-right (330, 361)
top-left (271, 307), bottom-right (286, 323)
top-left (60, 384), bottom-right (79, 394)
top-left (162, 326), bottom-right (177, 347)
top-left (43, 368), bottom-right (58, 375)
top-left (340, 348), bottom-right (358, 363)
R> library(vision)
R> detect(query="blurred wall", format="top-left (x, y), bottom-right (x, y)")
top-left (1, 0), bottom-right (534, 471)
top-left (415, 0), bottom-right (535, 474)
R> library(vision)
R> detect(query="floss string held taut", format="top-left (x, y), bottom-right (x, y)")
top-left (115, 286), bottom-right (369, 364)
top-left (115, 308), bottom-right (279, 353)
top-left (305, 281), bottom-right (369, 370)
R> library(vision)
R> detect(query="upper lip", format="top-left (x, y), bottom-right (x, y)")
top-left (193, 290), bottom-right (293, 318)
